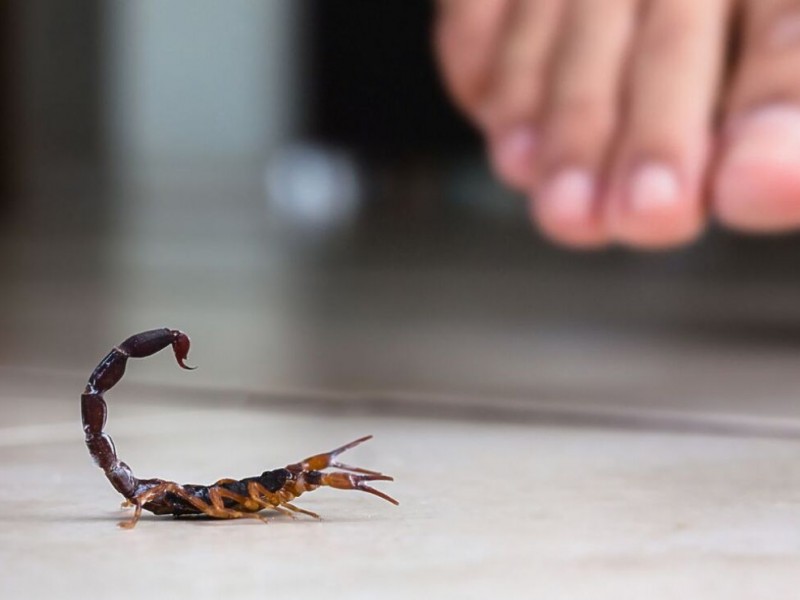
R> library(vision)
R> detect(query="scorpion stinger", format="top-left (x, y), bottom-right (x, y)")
top-left (81, 329), bottom-right (397, 529)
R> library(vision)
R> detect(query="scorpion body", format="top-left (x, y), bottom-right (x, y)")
top-left (82, 328), bottom-right (397, 529)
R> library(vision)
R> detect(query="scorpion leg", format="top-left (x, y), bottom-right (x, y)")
top-left (119, 482), bottom-right (177, 529)
top-left (286, 435), bottom-right (389, 476)
top-left (248, 482), bottom-right (317, 519)
top-left (278, 501), bottom-right (320, 520)
top-left (251, 501), bottom-right (297, 520)
top-left (120, 483), bottom-right (262, 529)
top-left (121, 503), bottom-right (145, 529)
top-left (246, 482), bottom-right (294, 518)
top-left (207, 487), bottom-right (269, 524)
top-left (212, 480), bottom-right (275, 520)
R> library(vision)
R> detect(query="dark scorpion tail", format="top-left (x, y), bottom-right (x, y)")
top-left (81, 328), bottom-right (195, 498)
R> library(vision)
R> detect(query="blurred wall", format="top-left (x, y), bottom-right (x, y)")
top-left (9, 0), bottom-right (106, 233)
top-left (16, 1), bottom-right (104, 171)
top-left (0, 2), bottom-right (13, 212)
top-left (307, 0), bottom-right (476, 156)
top-left (106, 0), bottom-right (303, 167)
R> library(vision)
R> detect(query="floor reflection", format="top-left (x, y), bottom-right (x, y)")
top-left (3, 163), bottom-right (800, 423)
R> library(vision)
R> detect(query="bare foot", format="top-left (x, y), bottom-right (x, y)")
top-left (435, 0), bottom-right (731, 249)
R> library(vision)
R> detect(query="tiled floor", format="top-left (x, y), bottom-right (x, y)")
top-left (3, 368), bottom-right (800, 599)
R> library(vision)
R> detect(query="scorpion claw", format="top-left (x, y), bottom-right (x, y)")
top-left (334, 435), bottom-right (373, 452)
top-left (322, 472), bottom-right (399, 506)
top-left (359, 486), bottom-right (399, 506)
top-left (329, 461), bottom-right (386, 476)
top-left (291, 435), bottom-right (383, 473)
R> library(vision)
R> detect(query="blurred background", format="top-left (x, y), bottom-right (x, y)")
top-left (5, 5), bottom-right (800, 596)
top-left (3, 0), bottom-right (800, 423)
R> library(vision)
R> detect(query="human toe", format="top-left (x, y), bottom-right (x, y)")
top-left (714, 1), bottom-right (800, 232)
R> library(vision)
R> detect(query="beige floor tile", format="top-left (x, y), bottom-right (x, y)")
top-left (2, 371), bottom-right (800, 599)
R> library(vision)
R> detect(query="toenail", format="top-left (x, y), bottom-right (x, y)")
top-left (540, 168), bottom-right (594, 222)
top-left (717, 105), bottom-right (800, 230)
top-left (726, 105), bottom-right (800, 165)
top-left (628, 163), bottom-right (681, 214)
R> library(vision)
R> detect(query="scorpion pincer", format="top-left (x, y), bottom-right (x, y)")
top-left (82, 328), bottom-right (398, 529)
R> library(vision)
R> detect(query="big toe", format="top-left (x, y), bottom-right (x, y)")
top-left (715, 106), bottom-right (800, 232)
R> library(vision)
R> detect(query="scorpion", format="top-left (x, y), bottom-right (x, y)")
top-left (82, 328), bottom-right (398, 529)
